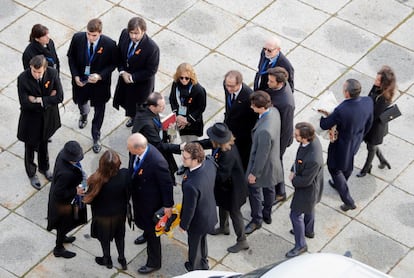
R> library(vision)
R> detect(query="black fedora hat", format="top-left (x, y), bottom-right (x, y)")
top-left (61, 141), bottom-right (84, 162)
top-left (207, 123), bottom-right (232, 144)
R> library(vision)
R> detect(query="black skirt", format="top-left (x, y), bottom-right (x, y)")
top-left (91, 214), bottom-right (126, 242)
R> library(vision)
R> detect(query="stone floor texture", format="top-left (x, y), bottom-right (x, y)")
top-left (1, 0), bottom-right (414, 277)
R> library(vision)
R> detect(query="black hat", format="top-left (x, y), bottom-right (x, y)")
top-left (207, 123), bottom-right (232, 144)
top-left (61, 141), bottom-right (84, 162)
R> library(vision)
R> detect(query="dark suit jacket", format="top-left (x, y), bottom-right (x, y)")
top-left (113, 31), bottom-right (159, 115)
top-left (17, 67), bottom-right (63, 145)
top-left (290, 137), bottom-right (324, 214)
top-left (320, 96), bottom-right (373, 171)
top-left (169, 82), bottom-right (207, 136)
top-left (132, 106), bottom-right (180, 176)
top-left (129, 145), bottom-right (174, 231)
top-left (247, 107), bottom-right (283, 188)
top-left (22, 39), bottom-right (60, 74)
top-left (180, 158), bottom-right (218, 234)
top-left (364, 86), bottom-right (390, 145)
top-left (265, 83), bottom-right (295, 155)
top-left (224, 83), bottom-right (257, 169)
top-left (67, 32), bottom-right (117, 105)
top-left (254, 50), bottom-right (294, 92)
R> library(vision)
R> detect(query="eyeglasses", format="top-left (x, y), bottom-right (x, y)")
top-left (263, 47), bottom-right (277, 52)
top-left (180, 76), bottom-right (190, 81)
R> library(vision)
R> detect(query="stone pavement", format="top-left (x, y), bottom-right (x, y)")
top-left (1, 0), bottom-right (414, 277)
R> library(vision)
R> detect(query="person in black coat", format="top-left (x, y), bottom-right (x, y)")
top-left (169, 63), bottom-right (207, 142)
top-left (17, 55), bottom-right (63, 190)
top-left (22, 24), bottom-right (60, 74)
top-left (84, 150), bottom-right (130, 270)
top-left (113, 17), bottom-right (160, 127)
top-left (320, 79), bottom-right (373, 212)
top-left (286, 122), bottom-right (323, 258)
top-left (266, 67), bottom-right (295, 204)
top-left (357, 66), bottom-right (396, 177)
top-left (180, 143), bottom-right (217, 271)
top-left (67, 18), bottom-right (117, 153)
top-left (223, 70), bottom-right (257, 170)
top-left (254, 36), bottom-right (294, 93)
top-left (132, 92), bottom-right (182, 181)
top-left (200, 123), bottom-right (249, 253)
top-left (127, 133), bottom-right (174, 275)
top-left (47, 141), bottom-right (85, 259)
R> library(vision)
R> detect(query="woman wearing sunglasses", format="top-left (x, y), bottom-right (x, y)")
top-left (169, 63), bottom-right (207, 142)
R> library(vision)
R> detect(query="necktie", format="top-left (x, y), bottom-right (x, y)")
top-left (89, 43), bottom-right (94, 57)
top-left (133, 156), bottom-right (140, 176)
top-left (128, 42), bottom-right (136, 58)
top-left (232, 94), bottom-right (236, 102)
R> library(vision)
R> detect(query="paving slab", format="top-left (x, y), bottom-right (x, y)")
top-left (389, 93), bottom-right (414, 144)
top-left (168, 1), bottom-right (247, 50)
top-left (253, 0), bottom-right (330, 43)
top-left (205, 0), bottom-right (273, 20)
top-left (300, 0), bottom-right (349, 14)
top-left (389, 250), bottom-right (414, 278)
top-left (389, 15), bottom-right (414, 52)
top-left (0, 44), bottom-right (22, 89)
top-left (0, 205), bottom-right (10, 221)
top-left (0, 213), bottom-right (55, 277)
top-left (322, 220), bottom-right (408, 274)
top-left (0, 94), bottom-right (19, 150)
top-left (0, 1), bottom-right (28, 31)
top-left (357, 185), bottom-right (414, 248)
top-left (393, 162), bottom-right (414, 195)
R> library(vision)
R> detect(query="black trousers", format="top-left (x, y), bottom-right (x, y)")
top-left (187, 231), bottom-right (209, 270)
top-left (24, 141), bottom-right (49, 177)
top-left (78, 102), bottom-right (106, 141)
top-left (328, 167), bottom-right (355, 206)
top-left (143, 229), bottom-right (161, 268)
top-left (362, 143), bottom-right (387, 172)
top-left (218, 207), bottom-right (246, 242)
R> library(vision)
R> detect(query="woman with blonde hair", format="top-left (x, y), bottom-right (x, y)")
top-left (169, 63), bottom-right (207, 142)
top-left (84, 149), bottom-right (130, 270)
top-left (357, 65), bottom-right (397, 177)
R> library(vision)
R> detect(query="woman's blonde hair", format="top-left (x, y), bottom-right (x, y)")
top-left (173, 62), bottom-right (198, 85)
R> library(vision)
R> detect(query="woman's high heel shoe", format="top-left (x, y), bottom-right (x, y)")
top-left (356, 165), bottom-right (372, 178)
top-left (378, 160), bottom-right (391, 170)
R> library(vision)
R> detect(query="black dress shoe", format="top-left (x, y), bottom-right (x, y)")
top-left (118, 257), bottom-right (127, 270)
top-left (138, 265), bottom-right (160, 274)
top-left (245, 222), bottom-right (261, 234)
top-left (378, 160), bottom-right (391, 169)
top-left (92, 140), bottom-right (102, 153)
top-left (95, 256), bottom-right (113, 269)
top-left (356, 165), bottom-right (372, 178)
top-left (53, 247), bottom-right (76, 258)
top-left (286, 245), bottom-right (307, 258)
top-left (78, 114), bottom-right (88, 129)
top-left (63, 236), bottom-right (76, 243)
top-left (29, 175), bottom-right (41, 190)
top-left (39, 169), bottom-right (53, 181)
top-left (227, 240), bottom-right (249, 253)
top-left (272, 194), bottom-right (287, 206)
top-left (340, 203), bottom-right (356, 212)
top-left (184, 261), bottom-right (193, 272)
top-left (134, 234), bottom-right (146, 245)
top-left (263, 216), bottom-right (272, 224)
top-left (209, 227), bottom-right (230, 235)
top-left (125, 118), bottom-right (134, 128)
top-left (289, 229), bottom-right (314, 239)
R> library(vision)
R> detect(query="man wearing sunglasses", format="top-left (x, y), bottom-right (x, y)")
top-left (254, 36), bottom-right (294, 93)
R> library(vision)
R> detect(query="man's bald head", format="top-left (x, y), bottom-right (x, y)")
top-left (127, 133), bottom-right (148, 155)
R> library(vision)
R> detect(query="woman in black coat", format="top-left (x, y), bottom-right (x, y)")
top-left (47, 141), bottom-right (85, 259)
top-left (84, 150), bottom-right (130, 270)
top-left (169, 63), bottom-right (206, 142)
top-left (201, 123), bottom-right (249, 253)
top-left (22, 24), bottom-right (60, 74)
top-left (357, 65), bottom-right (396, 177)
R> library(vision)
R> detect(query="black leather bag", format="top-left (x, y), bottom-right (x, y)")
top-left (379, 104), bottom-right (401, 123)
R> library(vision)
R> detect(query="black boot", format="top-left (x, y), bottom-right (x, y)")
top-left (356, 165), bottom-right (372, 178)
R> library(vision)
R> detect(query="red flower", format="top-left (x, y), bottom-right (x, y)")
top-left (135, 49), bottom-right (141, 55)
top-left (97, 47), bottom-right (103, 54)
top-left (188, 98), bottom-right (193, 104)
top-left (138, 169), bottom-right (143, 175)
top-left (45, 81), bottom-right (50, 88)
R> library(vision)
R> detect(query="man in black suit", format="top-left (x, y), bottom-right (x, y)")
top-left (179, 143), bottom-right (217, 271)
top-left (254, 36), bottom-right (294, 93)
top-left (127, 133), bottom-right (174, 274)
top-left (17, 55), bottom-right (63, 189)
top-left (320, 79), bottom-right (373, 212)
top-left (223, 70), bottom-right (257, 170)
top-left (286, 122), bottom-right (323, 258)
top-left (113, 17), bottom-right (160, 127)
top-left (67, 18), bottom-right (117, 153)
top-left (265, 67), bottom-right (295, 205)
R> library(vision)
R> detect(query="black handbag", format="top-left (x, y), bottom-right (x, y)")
top-left (379, 104), bottom-right (401, 123)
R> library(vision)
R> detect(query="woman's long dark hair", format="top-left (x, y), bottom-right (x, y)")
top-left (378, 65), bottom-right (396, 103)
top-left (84, 149), bottom-right (121, 203)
